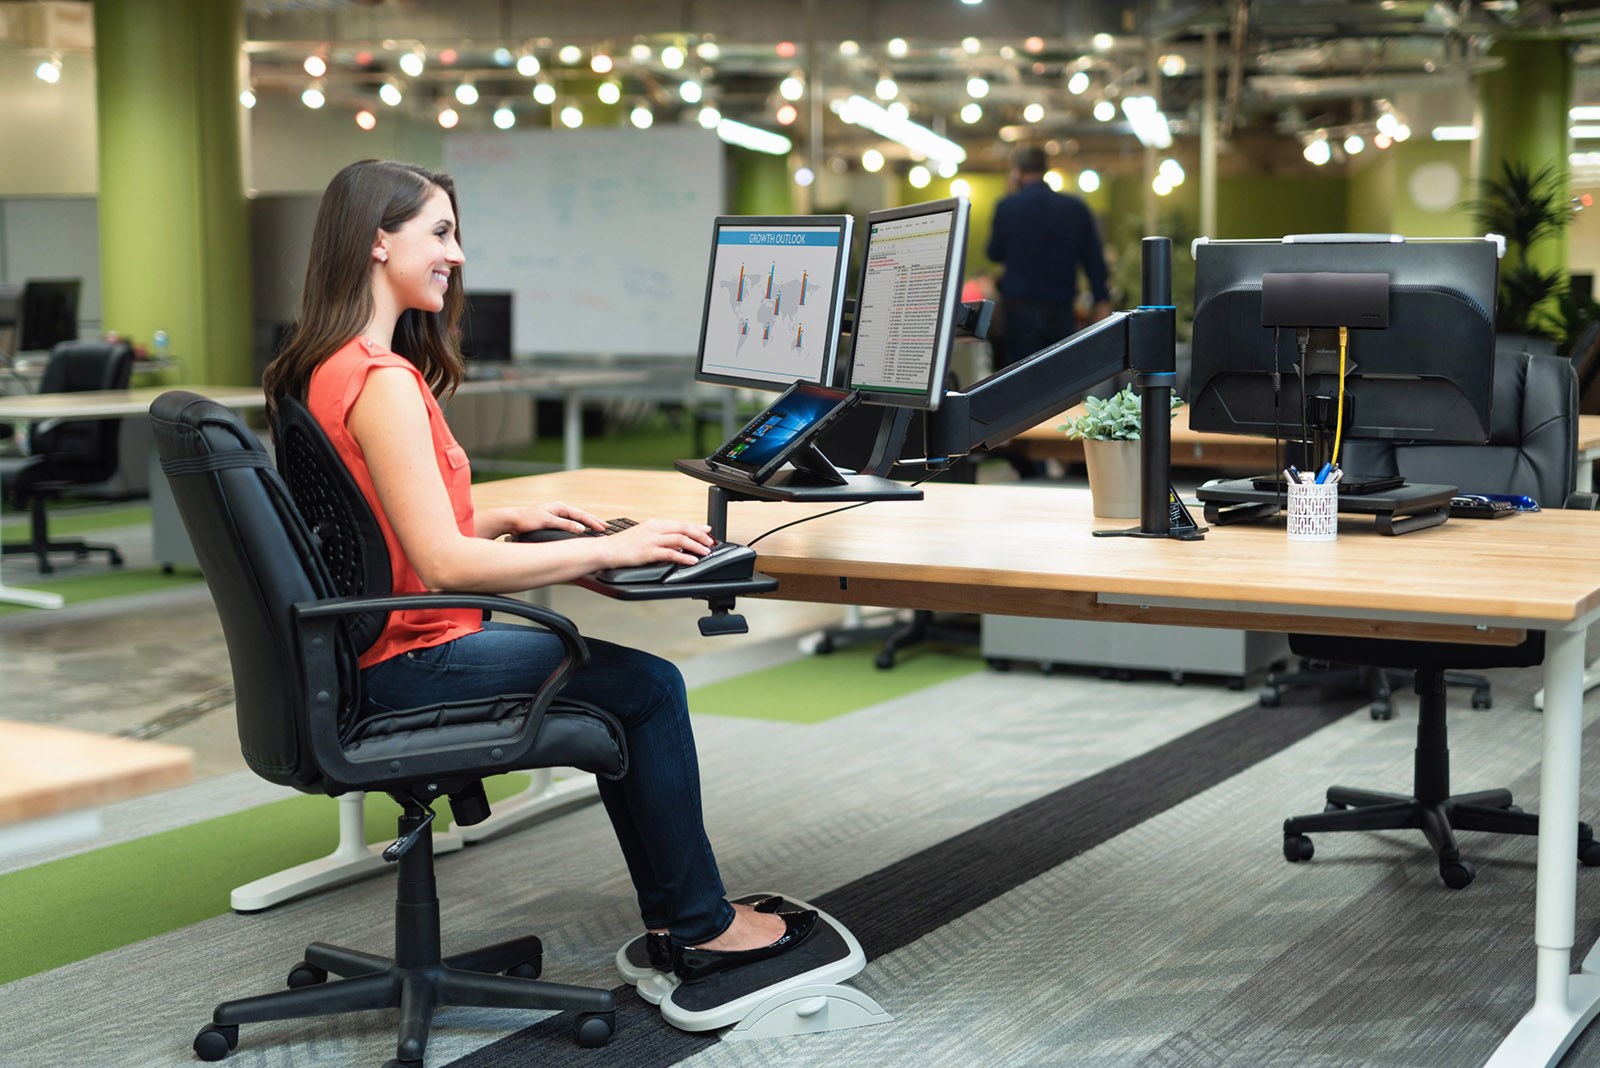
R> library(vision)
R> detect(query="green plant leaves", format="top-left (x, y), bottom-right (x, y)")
top-left (1058, 385), bottom-right (1183, 441)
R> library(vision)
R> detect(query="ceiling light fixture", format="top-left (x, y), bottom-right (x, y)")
top-left (661, 45), bottom-right (686, 69)
top-left (776, 103), bottom-right (798, 125)
top-left (1572, 105), bottom-right (1600, 122)
top-left (875, 76), bottom-right (898, 100)
top-left (516, 53), bottom-right (540, 77)
top-left (697, 40), bottom-right (720, 61)
top-left (558, 44), bottom-right (583, 65)
top-left (399, 49), bottom-right (425, 78)
top-left (438, 107), bottom-right (459, 129)
top-left (35, 55), bottom-right (62, 83)
top-left (1067, 70), bottom-right (1090, 95)
top-left (1303, 136), bottom-right (1332, 165)
top-left (780, 75), bottom-right (805, 101)
top-left (1093, 33), bottom-right (1114, 51)
top-left (839, 40), bottom-right (860, 57)
top-left (1043, 171), bottom-right (1064, 191)
top-left (717, 118), bottom-right (791, 155)
top-left (304, 54), bottom-right (327, 77)
top-left (1344, 133), bottom-right (1364, 154)
top-left (598, 81), bottom-right (621, 104)
top-left (379, 81), bottom-right (403, 106)
top-left (355, 109), bottom-right (377, 131)
top-left (1431, 125), bottom-right (1478, 141)
top-left (591, 52), bottom-right (613, 74)
top-left (967, 76), bottom-right (989, 98)
top-left (795, 166), bottom-right (815, 186)
top-left (1078, 169), bottom-right (1101, 193)
top-left (240, 88), bottom-right (257, 109)
top-left (560, 105), bottom-right (584, 128)
top-left (937, 160), bottom-right (959, 179)
top-left (301, 84), bottom-right (326, 109)
top-left (1159, 158), bottom-right (1185, 185)
top-left (631, 43), bottom-right (652, 62)
top-left (887, 38), bottom-right (909, 59)
top-left (950, 177), bottom-right (971, 197)
top-left (532, 81), bottom-right (557, 105)
top-left (679, 80), bottom-right (703, 104)
top-left (494, 104), bottom-right (516, 129)
top-left (1093, 99), bottom-right (1116, 122)
top-left (698, 106), bottom-right (722, 129)
top-left (631, 103), bottom-right (654, 128)
top-left (909, 164), bottom-right (932, 187)
top-left (455, 82), bottom-right (479, 106)
top-left (960, 102), bottom-right (983, 124)
top-left (493, 47), bottom-right (513, 67)
top-left (861, 148), bottom-right (885, 172)
top-left (1023, 102), bottom-right (1045, 123)
top-left (1120, 95), bottom-right (1172, 148)
top-left (835, 94), bottom-right (967, 165)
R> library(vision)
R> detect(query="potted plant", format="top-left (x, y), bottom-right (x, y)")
top-left (1059, 386), bottom-right (1183, 518)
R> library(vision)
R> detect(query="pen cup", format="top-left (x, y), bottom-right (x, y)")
top-left (1286, 480), bottom-right (1338, 542)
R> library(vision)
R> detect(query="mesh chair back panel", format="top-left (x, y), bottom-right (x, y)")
top-left (272, 397), bottom-right (392, 654)
top-left (150, 391), bottom-right (341, 790)
top-left (33, 340), bottom-right (134, 478)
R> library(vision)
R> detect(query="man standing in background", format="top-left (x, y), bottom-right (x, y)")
top-left (986, 144), bottom-right (1113, 477)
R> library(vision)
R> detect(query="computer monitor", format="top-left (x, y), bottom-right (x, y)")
top-left (1188, 235), bottom-right (1500, 444)
top-left (18, 279), bottom-right (81, 353)
top-left (693, 214), bottom-right (854, 391)
top-left (846, 197), bottom-right (970, 410)
top-left (459, 290), bottom-right (513, 363)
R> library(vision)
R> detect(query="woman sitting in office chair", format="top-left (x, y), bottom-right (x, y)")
top-left (260, 158), bottom-right (814, 983)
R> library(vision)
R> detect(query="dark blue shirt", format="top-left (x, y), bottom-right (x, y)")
top-left (986, 180), bottom-right (1110, 306)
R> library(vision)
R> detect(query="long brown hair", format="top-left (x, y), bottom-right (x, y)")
top-left (262, 159), bottom-right (466, 418)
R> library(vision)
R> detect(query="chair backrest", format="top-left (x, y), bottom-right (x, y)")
top-left (1340, 350), bottom-right (1578, 506)
top-left (34, 339), bottom-right (135, 479)
top-left (149, 390), bottom-right (346, 791)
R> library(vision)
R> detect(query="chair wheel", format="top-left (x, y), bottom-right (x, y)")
top-left (1472, 690), bottom-right (1492, 710)
top-left (109, 550), bottom-right (125, 567)
top-left (987, 658), bottom-right (1011, 671)
top-left (1580, 840), bottom-right (1600, 867)
top-left (874, 651), bottom-right (895, 670)
top-left (1259, 686), bottom-right (1282, 707)
top-left (1371, 700), bottom-right (1393, 721)
top-left (1284, 834), bottom-right (1313, 862)
top-left (504, 957), bottom-right (541, 980)
top-left (286, 960), bottom-right (328, 988)
top-left (193, 1023), bottom-right (238, 1061)
top-left (574, 1010), bottom-right (615, 1048)
top-left (813, 636), bottom-right (834, 655)
top-left (1440, 858), bottom-right (1476, 889)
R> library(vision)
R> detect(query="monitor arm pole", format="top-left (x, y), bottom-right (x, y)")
top-left (923, 236), bottom-right (1200, 540)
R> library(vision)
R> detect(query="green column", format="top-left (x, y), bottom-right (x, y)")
top-left (93, 0), bottom-right (250, 385)
top-left (1478, 37), bottom-right (1572, 277)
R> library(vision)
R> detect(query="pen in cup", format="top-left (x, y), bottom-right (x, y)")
top-left (1314, 462), bottom-right (1333, 484)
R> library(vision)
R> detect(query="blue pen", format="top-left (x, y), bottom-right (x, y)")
top-left (1314, 462), bottom-right (1332, 484)
top-left (1286, 464), bottom-right (1302, 484)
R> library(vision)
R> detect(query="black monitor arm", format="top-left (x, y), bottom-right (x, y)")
top-left (924, 236), bottom-right (1197, 540)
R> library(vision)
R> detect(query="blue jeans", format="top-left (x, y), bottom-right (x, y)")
top-left (362, 621), bottom-right (736, 945)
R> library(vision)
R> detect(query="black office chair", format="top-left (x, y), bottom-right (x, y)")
top-left (1280, 351), bottom-right (1600, 888)
top-left (149, 391), bottom-right (624, 1065)
top-left (1, 339), bottom-right (134, 572)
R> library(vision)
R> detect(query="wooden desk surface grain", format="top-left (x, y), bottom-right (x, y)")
top-left (0, 721), bottom-right (193, 825)
top-left (0, 385), bottom-right (265, 422)
top-left (475, 468), bottom-right (1600, 646)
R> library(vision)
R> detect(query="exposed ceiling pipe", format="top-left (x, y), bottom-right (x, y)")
top-left (1223, 0), bottom-right (1248, 134)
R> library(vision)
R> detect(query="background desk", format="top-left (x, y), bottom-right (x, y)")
top-left (474, 468), bottom-right (1600, 1068)
top-left (451, 365), bottom-right (649, 471)
top-left (0, 720), bottom-right (191, 854)
top-left (1013, 408), bottom-right (1600, 492)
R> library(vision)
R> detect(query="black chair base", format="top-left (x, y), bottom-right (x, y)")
top-left (1, 536), bottom-right (124, 575)
top-left (1261, 660), bottom-right (1490, 720)
top-left (194, 811), bottom-right (615, 1065)
top-left (2, 491), bottom-right (124, 574)
top-left (812, 609), bottom-right (979, 670)
top-left (1282, 671), bottom-right (1600, 888)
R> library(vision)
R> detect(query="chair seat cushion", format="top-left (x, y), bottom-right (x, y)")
top-left (344, 697), bottom-right (627, 779)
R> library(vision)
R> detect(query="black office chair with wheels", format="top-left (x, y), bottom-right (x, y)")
top-left (1, 339), bottom-right (134, 572)
top-left (149, 391), bottom-right (625, 1065)
top-left (1280, 351), bottom-right (1600, 888)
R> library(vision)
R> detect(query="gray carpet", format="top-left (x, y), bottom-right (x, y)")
top-left (5, 659), bottom-right (1600, 1068)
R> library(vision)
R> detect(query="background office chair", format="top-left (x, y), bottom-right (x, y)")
top-left (149, 391), bottom-right (624, 1065)
top-left (1, 339), bottom-right (134, 572)
top-left (1280, 351), bottom-right (1600, 888)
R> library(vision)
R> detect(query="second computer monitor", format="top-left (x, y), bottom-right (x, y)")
top-left (846, 197), bottom-right (970, 410)
top-left (694, 215), bottom-right (854, 391)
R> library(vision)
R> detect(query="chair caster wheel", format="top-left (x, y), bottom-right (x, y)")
top-left (1440, 859), bottom-right (1476, 889)
top-left (1472, 690), bottom-right (1492, 709)
top-left (286, 960), bottom-right (328, 988)
top-left (504, 957), bottom-right (542, 980)
top-left (193, 1023), bottom-right (238, 1061)
top-left (987, 658), bottom-right (1011, 671)
top-left (1259, 686), bottom-right (1282, 708)
top-left (109, 551), bottom-right (125, 567)
top-left (1580, 840), bottom-right (1600, 867)
top-left (574, 1010), bottom-right (615, 1048)
top-left (874, 651), bottom-right (895, 670)
top-left (1284, 834), bottom-right (1313, 862)
top-left (812, 636), bottom-right (834, 655)
top-left (1371, 700), bottom-right (1393, 721)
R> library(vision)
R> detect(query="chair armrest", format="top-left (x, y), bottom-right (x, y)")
top-left (292, 591), bottom-right (591, 792)
top-left (1564, 490), bottom-right (1598, 511)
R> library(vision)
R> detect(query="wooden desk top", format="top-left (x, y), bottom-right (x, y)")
top-left (474, 468), bottom-right (1600, 645)
top-left (0, 385), bottom-right (265, 422)
top-left (1013, 408), bottom-right (1600, 470)
top-left (0, 721), bottom-right (192, 825)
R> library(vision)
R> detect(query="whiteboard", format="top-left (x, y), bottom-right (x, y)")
top-left (445, 127), bottom-right (724, 357)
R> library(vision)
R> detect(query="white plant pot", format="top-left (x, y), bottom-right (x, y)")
top-left (1082, 438), bottom-right (1142, 518)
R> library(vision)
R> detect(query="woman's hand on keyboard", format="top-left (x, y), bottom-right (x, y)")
top-left (603, 519), bottom-right (714, 569)
top-left (493, 500), bottom-right (606, 540)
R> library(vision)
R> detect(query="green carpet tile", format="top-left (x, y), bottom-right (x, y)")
top-left (0, 502), bottom-right (151, 538)
top-left (0, 566), bottom-right (205, 617)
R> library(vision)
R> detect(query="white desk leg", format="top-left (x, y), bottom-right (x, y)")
top-left (563, 387), bottom-right (582, 471)
top-left (1487, 628), bottom-right (1600, 1066)
top-left (454, 769), bottom-right (601, 843)
top-left (229, 791), bottom-right (464, 913)
top-left (0, 583), bottom-right (63, 609)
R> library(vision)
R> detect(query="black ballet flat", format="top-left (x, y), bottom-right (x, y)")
top-left (672, 909), bottom-right (818, 984)
top-left (749, 894), bottom-right (789, 914)
top-left (645, 932), bottom-right (673, 972)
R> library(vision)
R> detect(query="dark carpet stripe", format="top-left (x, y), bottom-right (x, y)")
top-left (447, 693), bottom-right (1364, 1068)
